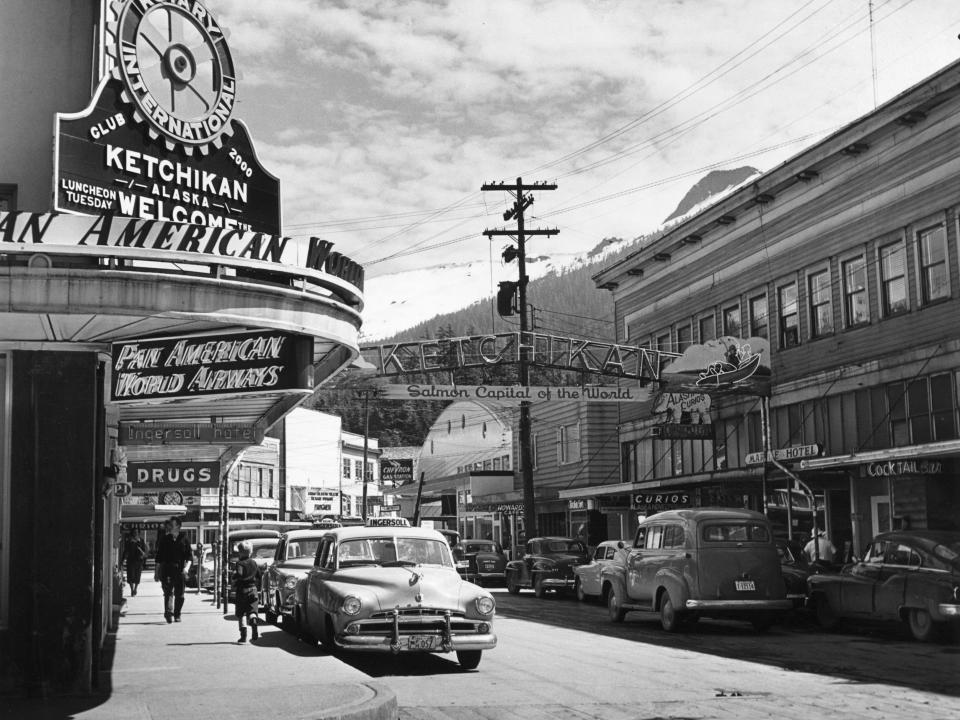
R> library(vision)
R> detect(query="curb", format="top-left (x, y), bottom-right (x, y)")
top-left (304, 681), bottom-right (398, 720)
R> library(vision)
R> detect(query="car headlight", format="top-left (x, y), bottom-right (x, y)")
top-left (284, 577), bottom-right (297, 590)
top-left (342, 595), bottom-right (362, 615)
top-left (475, 596), bottom-right (495, 615)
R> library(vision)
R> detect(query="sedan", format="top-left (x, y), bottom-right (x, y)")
top-left (807, 530), bottom-right (960, 641)
top-left (573, 540), bottom-right (627, 602)
top-left (457, 539), bottom-right (508, 586)
top-left (261, 530), bottom-right (325, 628)
top-left (294, 519), bottom-right (497, 670)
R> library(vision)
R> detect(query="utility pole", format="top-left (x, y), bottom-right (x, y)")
top-left (481, 177), bottom-right (557, 542)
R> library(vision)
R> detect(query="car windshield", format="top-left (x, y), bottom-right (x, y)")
top-left (702, 523), bottom-right (771, 543)
top-left (251, 545), bottom-right (276, 559)
top-left (287, 539), bottom-right (321, 560)
top-left (338, 536), bottom-right (454, 568)
top-left (545, 540), bottom-right (585, 553)
top-left (932, 539), bottom-right (960, 569)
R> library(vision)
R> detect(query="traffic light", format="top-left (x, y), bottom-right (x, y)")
top-left (497, 281), bottom-right (518, 316)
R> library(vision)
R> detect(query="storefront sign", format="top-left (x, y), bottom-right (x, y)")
top-left (567, 499), bottom-right (595, 511)
top-left (651, 424), bottom-right (714, 439)
top-left (745, 444), bottom-right (822, 465)
top-left (119, 422), bottom-right (261, 445)
top-left (379, 504), bottom-right (402, 513)
top-left (466, 502), bottom-right (525, 514)
top-left (380, 458), bottom-right (415, 486)
top-left (378, 384), bottom-right (650, 403)
top-left (363, 332), bottom-right (669, 381)
top-left (652, 392), bottom-right (712, 423)
top-left (0, 212), bottom-right (364, 293)
top-left (632, 492), bottom-right (691, 509)
top-left (128, 461), bottom-right (220, 489)
top-left (660, 336), bottom-right (771, 397)
top-left (866, 460), bottom-right (942, 476)
top-left (111, 329), bottom-right (311, 401)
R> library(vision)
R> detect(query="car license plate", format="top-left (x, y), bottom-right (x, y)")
top-left (407, 635), bottom-right (436, 650)
top-left (735, 580), bottom-right (756, 591)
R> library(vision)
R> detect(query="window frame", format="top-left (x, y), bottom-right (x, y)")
top-left (675, 323), bottom-right (693, 353)
top-left (840, 250), bottom-right (870, 328)
top-left (915, 222), bottom-right (950, 305)
top-left (748, 290), bottom-right (768, 339)
top-left (697, 311), bottom-right (716, 344)
top-left (557, 421), bottom-right (582, 465)
top-left (876, 236), bottom-right (910, 318)
top-left (721, 300), bottom-right (742, 338)
top-left (777, 279), bottom-right (800, 349)
top-left (805, 263), bottom-right (834, 339)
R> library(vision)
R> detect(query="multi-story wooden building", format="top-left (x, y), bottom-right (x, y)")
top-left (591, 58), bottom-right (960, 557)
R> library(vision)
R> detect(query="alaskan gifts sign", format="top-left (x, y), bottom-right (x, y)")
top-left (111, 329), bottom-right (313, 402)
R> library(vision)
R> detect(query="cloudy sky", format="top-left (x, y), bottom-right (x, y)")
top-left (215, 0), bottom-right (960, 289)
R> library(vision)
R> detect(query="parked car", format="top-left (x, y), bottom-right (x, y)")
top-left (806, 530), bottom-right (960, 642)
top-left (438, 528), bottom-right (470, 574)
top-left (505, 536), bottom-right (589, 598)
top-left (226, 530), bottom-right (280, 602)
top-left (293, 518), bottom-right (497, 670)
top-left (261, 530), bottom-right (326, 627)
top-left (456, 539), bottom-right (508, 586)
top-left (776, 538), bottom-right (811, 609)
top-left (573, 540), bottom-right (628, 602)
top-left (186, 544), bottom-right (215, 590)
top-left (601, 508), bottom-right (793, 632)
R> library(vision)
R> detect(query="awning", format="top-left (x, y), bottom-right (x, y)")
top-left (799, 439), bottom-right (960, 470)
top-left (120, 504), bottom-right (187, 523)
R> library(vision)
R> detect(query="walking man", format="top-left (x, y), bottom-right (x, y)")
top-left (154, 518), bottom-right (192, 623)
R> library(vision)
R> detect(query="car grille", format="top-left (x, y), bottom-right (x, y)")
top-left (356, 608), bottom-right (477, 634)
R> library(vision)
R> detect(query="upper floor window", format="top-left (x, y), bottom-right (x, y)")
top-left (722, 303), bottom-right (741, 337)
top-left (698, 313), bottom-right (716, 343)
top-left (841, 256), bottom-right (869, 326)
top-left (676, 324), bottom-right (693, 353)
top-left (749, 293), bottom-right (768, 339)
top-left (917, 225), bottom-right (949, 304)
top-left (0, 184), bottom-right (16, 210)
top-left (807, 269), bottom-right (833, 337)
top-left (342, 458), bottom-right (351, 478)
top-left (777, 282), bottom-right (799, 348)
top-left (557, 422), bottom-right (581, 465)
top-left (655, 331), bottom-right (671, 353)
top-left (878, 241), bottom-right (908, 316)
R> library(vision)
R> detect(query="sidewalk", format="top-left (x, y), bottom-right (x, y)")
top-left (1, 577), bottom-right (397, 720)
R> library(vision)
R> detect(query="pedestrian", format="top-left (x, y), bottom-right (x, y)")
top-left (122, 528), bottom-right (148, 596)
top-left (154, 517), bottom-right (192, 623)
top-left (803, 528), bottom-right (836, 565)
top-left (231, 540), bottom-right (261, 644)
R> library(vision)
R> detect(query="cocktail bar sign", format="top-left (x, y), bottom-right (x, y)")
top-left (111, 329), bottom-right (312, 402)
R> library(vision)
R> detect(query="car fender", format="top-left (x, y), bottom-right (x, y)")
top-left (653, 568), bottom-right (689, 610)
top-left (600, 568), bottom-right (626, 601)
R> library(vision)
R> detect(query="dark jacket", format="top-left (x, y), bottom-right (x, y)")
top-left (232, 557), bottom-right (261, 604)
top-left (155, 532), bottom-right (192, 571)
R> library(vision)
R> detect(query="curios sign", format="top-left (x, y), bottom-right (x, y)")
top-left (110, 328), bottom-right (312, 402)
top-left (54, 0), bottom-right (280, 234)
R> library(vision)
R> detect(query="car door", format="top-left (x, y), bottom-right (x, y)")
top-left (874, 541), bottom-right (920, 620)
top-left (305, 537), bottom-right (335, 634)
top-left (582, 545), bottom-right (606, 595)
top-left (265, 537), bottom-right (286, 604)
top-left (627, 525), bottom-right (664, 603)
top-left (841, 540), bottom-right (886, 614)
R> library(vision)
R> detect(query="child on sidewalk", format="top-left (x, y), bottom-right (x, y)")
top-left (231, 540), bottom-right (262, 644)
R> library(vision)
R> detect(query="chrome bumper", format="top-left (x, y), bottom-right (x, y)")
top-left (686, 599), bottom-right (794, 611)
top-left (937, 602), bottom-right (960, 617)
top-left (337, 633), bottom-right (497, 652)
top-left (541, 577), bottom-right (576, 589)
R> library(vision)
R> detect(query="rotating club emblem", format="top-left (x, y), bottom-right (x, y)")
top-left (107, 0), bottom-right (237, 156)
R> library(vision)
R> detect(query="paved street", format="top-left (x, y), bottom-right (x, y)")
top-left (4, 578), bottom-right (959, 720)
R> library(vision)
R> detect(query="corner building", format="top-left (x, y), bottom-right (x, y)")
top-left (594, 59), bottom-right (960, 557)
top-left (0, 1), bottom-right (363, 694)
